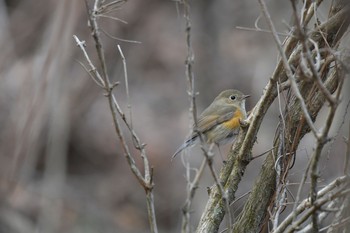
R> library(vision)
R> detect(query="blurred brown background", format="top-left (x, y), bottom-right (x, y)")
top-left (0, 0), bottom-right (349, 232)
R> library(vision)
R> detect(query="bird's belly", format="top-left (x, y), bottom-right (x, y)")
top-left (205, 124), bottom-right (239, 145)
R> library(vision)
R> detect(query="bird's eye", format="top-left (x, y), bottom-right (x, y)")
top-left (229, 95), bottom-right (236, 100)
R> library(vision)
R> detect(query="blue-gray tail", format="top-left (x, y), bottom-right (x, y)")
top-left (172, 136), bottom-right (197, 160)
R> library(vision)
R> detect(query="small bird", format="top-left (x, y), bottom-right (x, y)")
top-left (172, 89), bottom-right (250, 159)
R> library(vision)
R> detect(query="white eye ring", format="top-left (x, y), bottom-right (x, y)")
top-left (230, 95), bottom-right (236, 100)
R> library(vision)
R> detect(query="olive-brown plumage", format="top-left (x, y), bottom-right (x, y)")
top-left (172, 89), bottom-right (249, 158)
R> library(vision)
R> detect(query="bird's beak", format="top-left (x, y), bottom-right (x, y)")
top-left (242, 94), bottom-right (250, 99)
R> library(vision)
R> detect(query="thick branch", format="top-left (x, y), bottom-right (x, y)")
top-left (196, 1), bottom-right (350, 232)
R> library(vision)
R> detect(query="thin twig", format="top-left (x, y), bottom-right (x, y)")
top-left (345, 118), bottom-right (350, 175)
top-left (101, 28), bottom-right (142, 44)
top-left (290, 1), bottom-right (337, 105)
top-left (308, 62), bottom-right (343, 233)
top-left (117, 45), bottom-right (133, 128)
top-left (271, 83), bottom-right (288, 231)
top-left (285, 188), bottom-right (350, 233)
top-left (73, 35), bottom-right (105, 87)
top-left (96, 0), bottom-right (126, 14)
top-left (75, 59), bottom-right (105, 88)
top-left (181, 158), bottom-right (206, 233)
top-left (181, 0), bottom-right (198, 231)
top-left (88, 0), bottom-right (110, 87)
top-left (97, 14), bottom-right (128, 24)
top-left (181, 0), bottom-right (233, 231)
top-left (235, 26), bottom-right (293, 37)
top-left (291, 150), bottom-right (312, 225)
top-left (249, 147), bottom-right (276, 160)
top-left (295, 200), bottom-right (338, 233)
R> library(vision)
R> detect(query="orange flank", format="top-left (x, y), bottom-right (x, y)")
top-left (222, 110), bottom-right (244, 129)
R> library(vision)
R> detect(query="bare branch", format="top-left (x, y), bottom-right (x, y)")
top-left (74, 1), bottom-right (158, 232)
top-left (182, 158), bottom-right (206, 233)
top-left (290, 1), bottom-right (337, 105)
top-left (97, 14), bottom-right (128, 24)
top-left (75, 59), bottom-right (105, 88)
top-left (235, 26), bottom-right (293, 37)
top-left (181, 0), bottom-right (200, 231)
top-left (73, 35), bottom-right (105, 87)
top-left (180, 0), bottom-right (233, 231)
top-left (274, 176), bottom-right (350, 233)
top-left (101, 28), bottom-right (142, 44)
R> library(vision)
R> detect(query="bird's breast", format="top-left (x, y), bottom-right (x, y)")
top-left (222, 109), bottom-right (244, 129)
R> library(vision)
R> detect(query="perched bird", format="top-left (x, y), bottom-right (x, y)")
top-left (172, 89), bottom-right (250, 159)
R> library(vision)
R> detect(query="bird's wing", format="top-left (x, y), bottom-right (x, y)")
top-left (172, 113), bottom-right (234, 159)
top-left (172, 108), bottom-right (235, 159)
top-left (197, 111), bottom-right (234, 133)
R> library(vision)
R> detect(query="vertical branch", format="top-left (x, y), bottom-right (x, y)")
top-left (74, 1), bottom-right (159, 232)
top-left (181, 0), bottom-right (233, 231)
top-left (181, 158), bottom-right (206, 233)
top-left (116, 44), bottom-right (157, 233)
top-left (344, 119), bottom-right (350, 175)
top-left (86, 0), bottom-right (110, 87)
top-left (308, 74), bottom-right (343, 232)
top-left (181, 0), bottom-right (200, 231)
top-left (117, 44), bottom-right (132, 125)
top-left (271, 84), bottom-right (288, 231)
